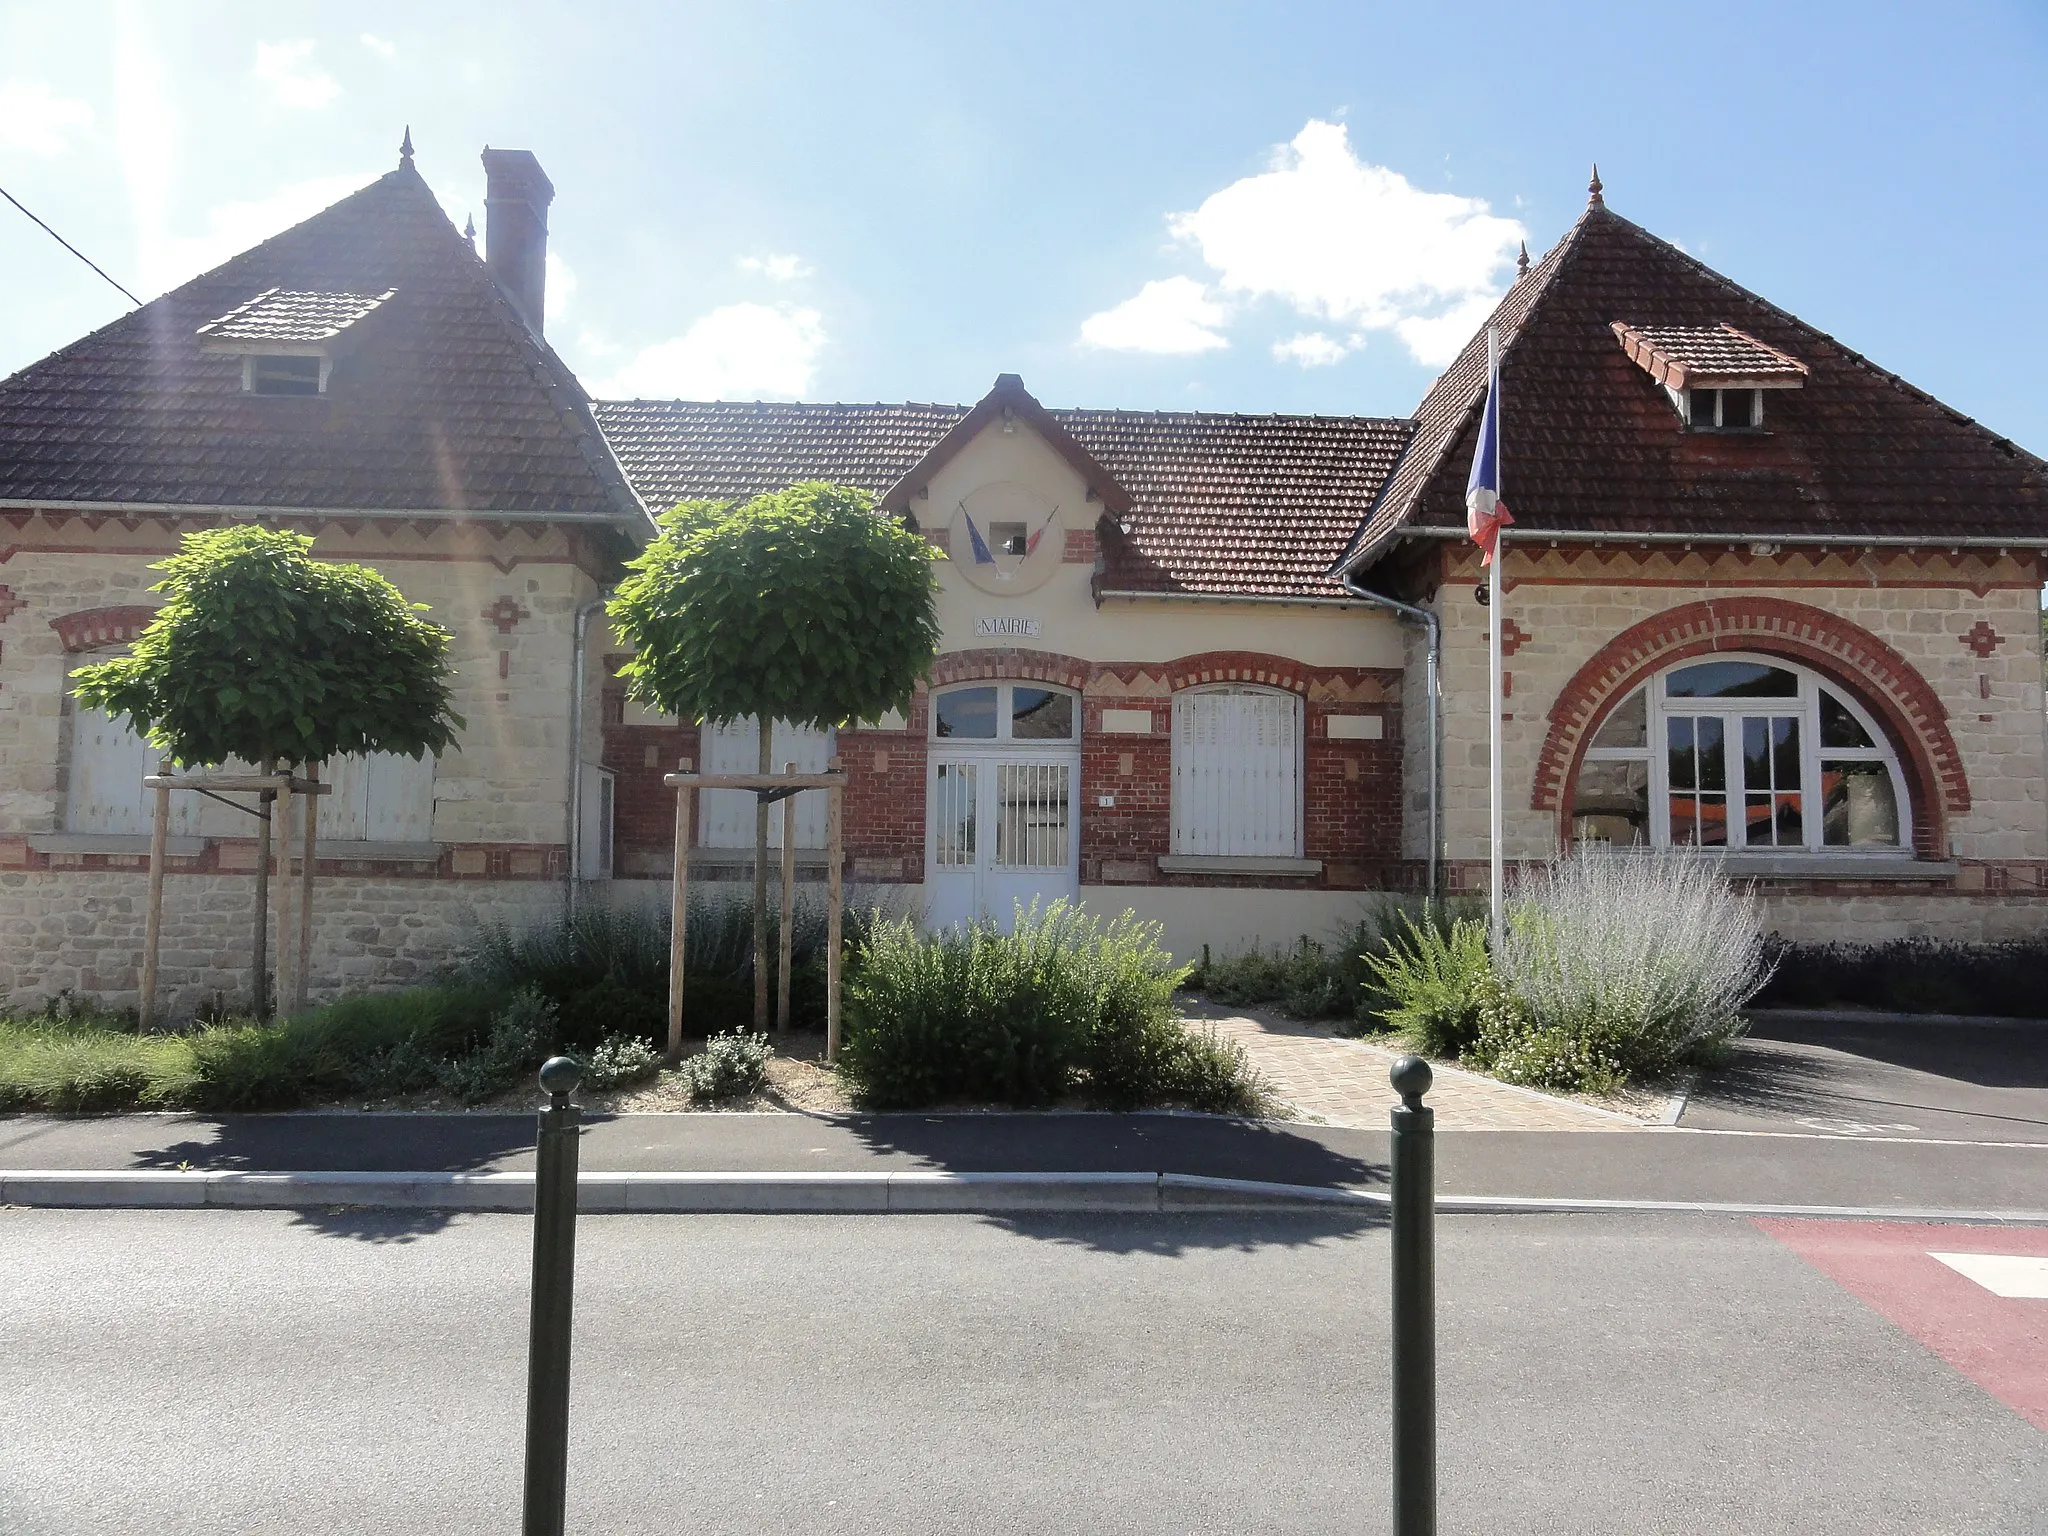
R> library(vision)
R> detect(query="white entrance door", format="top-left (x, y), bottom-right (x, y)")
top-left (926, 750), bottom-right (1079, 930)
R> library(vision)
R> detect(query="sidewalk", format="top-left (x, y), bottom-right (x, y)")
top-left (1187, 1002), bottom-right (1647, 1131)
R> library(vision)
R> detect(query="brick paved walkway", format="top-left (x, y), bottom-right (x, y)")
top-left (1183, 1001), bottom-right (1651, 1132)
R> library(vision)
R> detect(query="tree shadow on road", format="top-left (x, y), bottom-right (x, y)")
top-left (975, 1206), bottom-right (1386, 1258)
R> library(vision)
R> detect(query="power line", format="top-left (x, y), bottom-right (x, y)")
top-left (0, 182), bottom-right (142, 308)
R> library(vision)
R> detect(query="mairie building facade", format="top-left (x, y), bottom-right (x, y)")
top-left (0, 145), bottom-right (2041, 1015)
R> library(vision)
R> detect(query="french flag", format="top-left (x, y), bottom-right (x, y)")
top-left (1465, 353), bottom-right (1514, 566)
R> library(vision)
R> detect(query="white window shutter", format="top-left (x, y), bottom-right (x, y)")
top-left (1171, 690), bottom-right (1300, 856)
top-left (66, 708), bottom-right (153, 835)
top-left (316, 753), bottom-right (434, 842)
top-left (701, 717), bottom-right (835, 849)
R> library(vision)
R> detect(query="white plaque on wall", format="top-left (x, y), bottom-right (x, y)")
top-left (974, 615), bottom-right (1041, 639)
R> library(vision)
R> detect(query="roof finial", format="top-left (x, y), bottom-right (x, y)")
top-left (1588, 163), bottom-right (1604, 208)
top-left (1516, 240), bottom-right (1530, 278)
top-left (463, 213), bottom-right (476, 248)
top-left (400, 126), bottom-right (414, 167)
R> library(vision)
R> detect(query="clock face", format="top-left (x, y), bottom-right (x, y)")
top-left (948, 481), bottom-right (1065, 596)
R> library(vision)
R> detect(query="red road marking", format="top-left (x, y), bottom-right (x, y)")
top-left (1757, 1219), bottom-right (2048, 1433)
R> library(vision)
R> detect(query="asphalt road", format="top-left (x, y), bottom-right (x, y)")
top-left (2, 1208), bottom-right (2043, 1534)
top-left (1685, 1011), bottom-right (2048, 1144)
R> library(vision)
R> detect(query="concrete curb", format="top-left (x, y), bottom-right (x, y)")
top-left (5, 1169), bottom-right (2048, 1225)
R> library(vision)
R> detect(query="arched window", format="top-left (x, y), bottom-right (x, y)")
top-left (1571, 655), bottom-right (1907, 854)
top-left (1171, 685), bottom-right (1303, 857)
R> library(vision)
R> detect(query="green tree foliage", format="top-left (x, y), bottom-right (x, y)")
top-left (71, 526), bottom-right (461, 769)
top-left (607, 482), bottom-right (941, 729)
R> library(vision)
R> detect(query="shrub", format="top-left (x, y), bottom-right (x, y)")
top-left (1464, 973), bottom-right (1624, 1094)
top-left (583, 1032), bottom-right (663, 1092)
top-left (839, 900), bottom-right (1257, 1112)
top-left (1754, 935), bottom-right (2048, 1019)
top-left (1163, 1026), bottom-right (1268, 1115)
top-left (1497, 849), bottom-right (1770, 1075)
top-left (1364, 915), bottom-right (1494, 1056)
top-left (681, 1029), bottom-right (772, 1102)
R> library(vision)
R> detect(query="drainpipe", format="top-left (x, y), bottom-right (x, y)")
top-left (1339, 568), bottom-right (1442, 900)
top-left (565, 595), bottom-right (606, 920)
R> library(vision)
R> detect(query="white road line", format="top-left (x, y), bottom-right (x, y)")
top-left (1928, 1252), bottom-right (2048, 1298)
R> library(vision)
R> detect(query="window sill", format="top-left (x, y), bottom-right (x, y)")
top-left (1715, 853), bottom-right (1956, 882)
top-left (316, 841), bottom-right (441, 863)
top-left (688, 845), bottom-right (830, 868)
top-left (1157, 855), bottom-right (1324, 877)
top-left (30, 833), bottom-right (207, 857)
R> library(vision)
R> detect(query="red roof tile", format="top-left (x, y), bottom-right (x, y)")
top-left (195, 287), bottom-right (397, 347)
top-left (1612, 322), bottom-right (1808, 389)
top-left (0, 162), bottom-right (646, 525)
top-left (593, 395), bottom-right (1412, 600)
top-left (1341, 203), bottom-right (2048, 572)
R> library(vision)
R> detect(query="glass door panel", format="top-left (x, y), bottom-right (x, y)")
top-left (1666, 716), bottom-right (1727, 847)
top-left (1740, 714), bottom-right (1803, 848)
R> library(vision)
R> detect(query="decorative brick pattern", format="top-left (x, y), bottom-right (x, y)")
top-left (1499, 617), bottom-right (1532, 657)
top-left (0, 586), bottom-right (25, 623)
top-left (928, 647), bottom-right (1092, 692)
top-left (1531, 596), bottom-right (1969, 860)
top-left (482, 595), bottom-right (531, 634)
top-left (1961, 619), bottom-right (2004, 659)
top-left (49, 605), bottom-right (159, 653)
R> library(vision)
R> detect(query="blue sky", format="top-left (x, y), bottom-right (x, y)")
top-left (2, 0), bottom-right (2044, 444)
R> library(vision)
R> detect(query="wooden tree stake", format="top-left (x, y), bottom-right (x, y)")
top-left (274, 775), bottom-right (295, 1020)
top-left (777, 762), bottom-right (796, 1032)
top-left (139, 763), bottom-right (171, 1031)
top-left (296, 766), bottom-right (318, 1013)
top-left (826, 756), bottom-right (843, 1063)
top-left (667, 776), bottom-right (692, 1061)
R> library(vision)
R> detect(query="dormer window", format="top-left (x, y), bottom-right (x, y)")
top-left (1611, 321), bottom-right (1808, 434)
top-left (1686, 386), bottom-right (1762, 432)
top-left (196, 286), bottom-right (396, 397)
top-left (247, 354), bottom-right (326, 396)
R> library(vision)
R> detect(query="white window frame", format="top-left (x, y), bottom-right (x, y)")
top-left (928, 682), bottom-right (1081, 743)
top-left (1169, 685), bottom-right (1304, 859)
top-left (1574, 653), bottom-right (1910, 855)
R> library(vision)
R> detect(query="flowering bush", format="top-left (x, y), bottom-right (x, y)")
top-left (1496, 849), bottom-right (1771, 1076)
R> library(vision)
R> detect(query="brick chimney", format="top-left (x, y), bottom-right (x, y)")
top-left (480, 147), bottom-right (555, 337)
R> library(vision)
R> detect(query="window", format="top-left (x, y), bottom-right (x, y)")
top-left (65, 703), bottom-right (433, 842)
top-left (700, 716), bottom-right (835, 849)
top-left (1687, 387), bottom-right (1761, 431)
top-left (1571, 656), bottom-right (1907, 854)
top-left (245, 354), bottom-right (327, 396)
top-left (931, 684), bottom-right (1078, 742)
top-left (1171, 686), bottom-right (1302, 857)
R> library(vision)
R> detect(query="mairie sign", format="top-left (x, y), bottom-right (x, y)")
top-left (974, 615), bottom-right (1041, 639)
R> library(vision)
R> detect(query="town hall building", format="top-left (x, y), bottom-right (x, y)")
top-left (0, 143), bottom-right (2041, 1012)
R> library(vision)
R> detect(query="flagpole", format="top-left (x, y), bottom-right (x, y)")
top-left (1486, 326), bottom-right (1506, 952)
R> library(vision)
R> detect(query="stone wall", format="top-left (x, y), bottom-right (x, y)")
top-left (0, 869), bottom-right (562, 1017)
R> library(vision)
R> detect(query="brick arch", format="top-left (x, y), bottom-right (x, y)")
top-left (928, 648), bottom-right (1092, 692)
top-left (1534, 597), bottom-right (1966, 860)
top-left (1163, 651), bottom-right (1314, 696)
top-left (50, 605), bottom-right (159, 653)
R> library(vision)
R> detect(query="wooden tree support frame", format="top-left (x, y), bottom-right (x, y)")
top-left (663, 760), bottom-right (845, 1063)
top-left (137, 768), bottom-right (331, 1031)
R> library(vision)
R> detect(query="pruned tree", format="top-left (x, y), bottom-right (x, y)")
top-left (72, 526), bottom-right (462, 1010)
top-left (607, 482), bottom-right (942, 1030)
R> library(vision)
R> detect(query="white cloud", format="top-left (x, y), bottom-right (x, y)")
top-left (738, 253), bottom-right (811, 282)
top-left (1097, 119), bottom-right (1525, 368)
top-left (593, 303), bottom-right (825, 400)
top-left (0, 80), bottom-right (94, 156)
top-left (1079, 276), bottom-right (1229, 355)
top-left (146, 173), bottom-right (371, 293)
top-left (1272, 332), bottom-right (1352, 368)
top-left (546, 252), bottom-right (576, 319)
top-left (360, 33), bottom-right (396, 57)
top-left (253, 40), bottom-right (340, 110)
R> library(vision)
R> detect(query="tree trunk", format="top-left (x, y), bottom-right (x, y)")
top-left (753, 717), bottom-right (772, 1032)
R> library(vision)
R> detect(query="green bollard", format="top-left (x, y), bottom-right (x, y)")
top-left (1390, 1055), bottom-right (1435, 1536)
top-left (523, 1056), bottom-right (584, 1536)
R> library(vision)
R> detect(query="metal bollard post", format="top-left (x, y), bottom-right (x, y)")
top-left (523, 1056), bottom-right (585, 1536)
top-left (1390, 1055), bottom-right (1436, 1536)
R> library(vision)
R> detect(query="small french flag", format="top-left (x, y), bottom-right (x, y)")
top-left (1465, 352), bottom-right (1514, 567)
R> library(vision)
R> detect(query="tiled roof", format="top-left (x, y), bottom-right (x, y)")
top-left (1341, 202), bottom-right (2048, 569)
top-left (593, 397), bottom-right (1413, 599)
top-left (1612, 322), bottom-right (1808, 389)
top-left (0, 162), bottom-right (646, 524)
